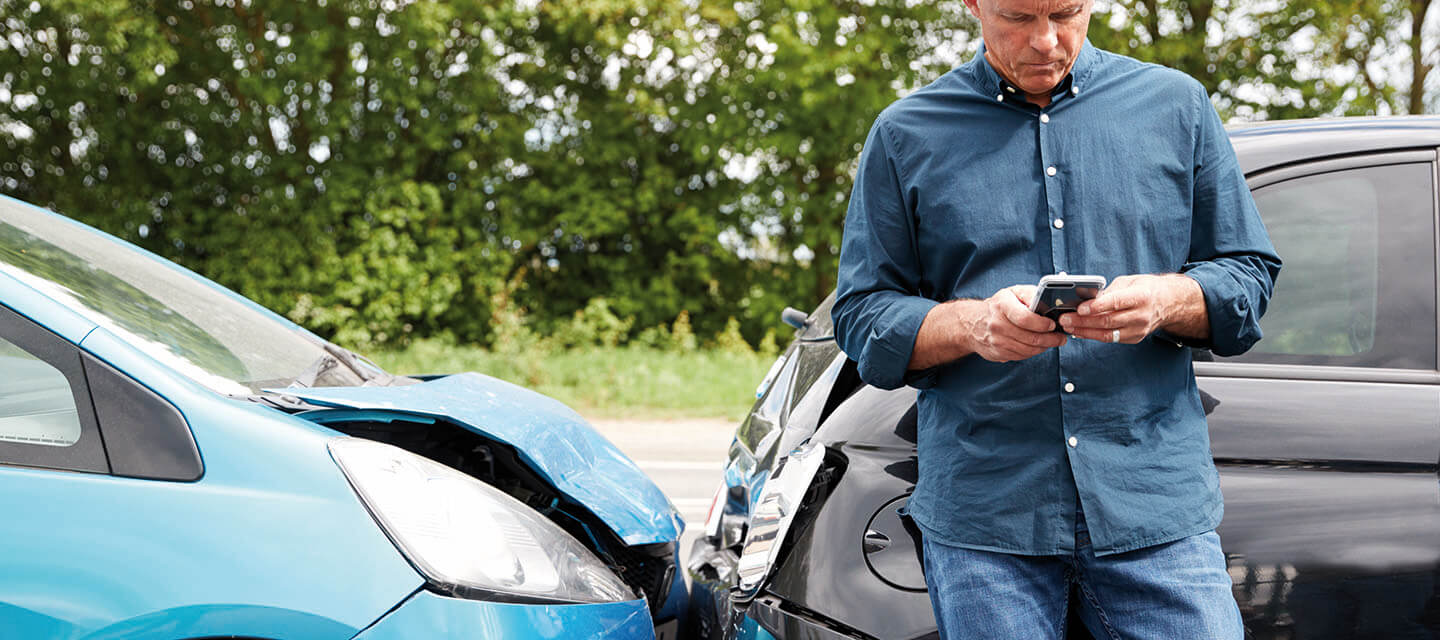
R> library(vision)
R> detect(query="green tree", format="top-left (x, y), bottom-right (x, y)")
top-left (1303, 0), bottom-right (1437, 114)
top-left (683, 0), bottom-right (975, 316)
top-left (1407, 0), bottom-right (1439, 113)
top-left (0, 0), bottom-right (522, 346)
top-left (1, 0), bottom-right (1431, 354)
top-left (472, 0), bottom-right (755, 339)
top-left (1086, 0), bottom-right (1437, 118)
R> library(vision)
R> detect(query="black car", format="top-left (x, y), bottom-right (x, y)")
top-left (686, 115), bottom-right (1440, 640)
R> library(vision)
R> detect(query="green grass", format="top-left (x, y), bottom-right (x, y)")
top-left (367, 340), bottom-right (775, 420)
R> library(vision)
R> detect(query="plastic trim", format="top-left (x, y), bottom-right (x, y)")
top-left (82, 352), bottom-right (202, 481)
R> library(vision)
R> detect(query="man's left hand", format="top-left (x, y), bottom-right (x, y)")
top-left (1058, 274), bottom-right (1208, 343)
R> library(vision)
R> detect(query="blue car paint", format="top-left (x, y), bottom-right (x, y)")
top-left (0, 268), bottom-right (98, 344)
top-left (0, 425), bottom-right (422, 639)
top-left (353, 589), bottom-right (654, 639)
top-left (280, 374), bottom-right (685, 546)
top-left (736, 615), bottom-right (779, 640)
top-left (0, 200), bottom-right (672, 637)
top-left (0, 323), bottom-right (661, 640)
top-left (0, 328), bottom-right (421, 638)
top-left (79, 605), bottom-right (360, 640)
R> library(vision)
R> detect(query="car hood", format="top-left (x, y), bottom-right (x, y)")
top-left (278, 372), bottom-right (683, 546)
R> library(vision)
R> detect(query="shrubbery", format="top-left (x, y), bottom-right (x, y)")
top-left (0, 0), bottom-right (952, 352)
top-left (1, 0), bottom-right (1401, 356)
top-left (370, 290), bottom-right (783, 418)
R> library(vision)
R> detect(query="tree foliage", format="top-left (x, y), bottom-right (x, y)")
top-left (675, 0), bottom-right (973, 313)
top-left (0, 0), bottom-right (1433, 349)
top-left (1088, 0), bottom-right (1438, 118)
top-left (0, 0), bottom-right (520, 346)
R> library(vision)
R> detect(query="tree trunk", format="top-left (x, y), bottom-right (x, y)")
top-left (1412, 0), bottom-right (1434, 114)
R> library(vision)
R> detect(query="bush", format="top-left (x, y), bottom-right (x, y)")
top-left (549, 298), bottom-right (635, 350)
top-left (285, 181), bottom-right (510, 350)
top-left (369, 340), bottom-right (775, 420)
top-left (712, 317), bottom-right (754, 355)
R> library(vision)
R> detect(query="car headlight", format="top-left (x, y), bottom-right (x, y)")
top-left (328, 437), bottom-right (636, 604)
top-left (733, 441), bottom-right (826, 602)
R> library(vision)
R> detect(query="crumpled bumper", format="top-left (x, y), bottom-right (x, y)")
top-left (687, 539), bottom-right (744, 640)
top-left (353, 589), bottom-right (656, 639)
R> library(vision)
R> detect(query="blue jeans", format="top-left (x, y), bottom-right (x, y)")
top-left (922, 508), bottom-right (1243, 639)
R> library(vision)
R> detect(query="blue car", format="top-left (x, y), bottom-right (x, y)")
top-left (0, 194), bottom-right (687, 639)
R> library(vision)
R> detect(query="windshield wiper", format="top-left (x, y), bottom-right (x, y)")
top-left (290, 352), bottom-right (341, 389)
top-left (322, 342), bottom-right (403, 387)
top-left (243, 391), bottom-right (323, 412)
top-left (285, 343), bottom-right (405, 390)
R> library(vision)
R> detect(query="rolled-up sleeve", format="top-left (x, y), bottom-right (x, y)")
top-left (1179, 82), bottom-right (1282, 357)
top-left (832, 118), bottom-right (939, 390)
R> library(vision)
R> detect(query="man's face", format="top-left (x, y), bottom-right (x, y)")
top-left (964, 0), bottom-right (1092, 100)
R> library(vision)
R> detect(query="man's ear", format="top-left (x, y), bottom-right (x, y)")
top-left (963, 0), bottom-right (982, 19)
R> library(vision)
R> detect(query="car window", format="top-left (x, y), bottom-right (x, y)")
top-left (1225, 162), bottom-right (1436, 369)
top-left (0, 336), bottom-right (81, 447)
top-left (0, 199), bottom-right (361, 395)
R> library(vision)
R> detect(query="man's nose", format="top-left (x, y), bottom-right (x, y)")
top-left (1030, 20), bottom-right (1059, 54)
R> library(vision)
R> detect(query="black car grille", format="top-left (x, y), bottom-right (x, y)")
top-left (609, 540), bottom-right (677, 614)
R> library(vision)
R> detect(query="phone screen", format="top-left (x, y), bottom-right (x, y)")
top-left (1032, 283), bottom-right (1103, 328)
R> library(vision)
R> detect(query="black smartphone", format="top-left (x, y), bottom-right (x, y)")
top-left (1028, 274), bottom-right (1107, 330)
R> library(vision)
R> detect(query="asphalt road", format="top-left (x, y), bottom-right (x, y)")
top-left (586, 417), bottom-right (738, 565)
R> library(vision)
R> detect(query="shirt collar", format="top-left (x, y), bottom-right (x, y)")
top-left (971, 39), bottom-right (1097, 106)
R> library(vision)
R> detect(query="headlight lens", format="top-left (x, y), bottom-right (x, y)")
top-left (733, 441), bottom-right (825, 602)
top-left (328, 437), bottom-right (636, 604)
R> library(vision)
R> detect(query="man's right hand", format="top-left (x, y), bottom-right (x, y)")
top-left (909, 285), bottom-right (1068, 370)
top-left (963, 285), bottom-right (1068, 362)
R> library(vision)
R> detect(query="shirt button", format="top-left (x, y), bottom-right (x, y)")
top-left (1040, 114), bottom-right (1050, 124)
top-left (996, 93), bottom-right (1004, 102)
top-left (1068, 436), bottom-right (1079, 448)
top-left (1071, 86), bottom-right (1080, 95)
top-left (1064, 382), bottom-right (1076, 393)
top-left (1046, 166), bottom-right (1057, 177)
top-left (1053, 218), bottom-right (1065, 230)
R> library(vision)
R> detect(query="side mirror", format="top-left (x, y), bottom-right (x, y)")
top-left (780, 307), bottom-right (811, 330)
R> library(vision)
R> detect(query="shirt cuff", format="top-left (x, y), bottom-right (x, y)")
top-left (855, 296), bottom-right (940, 390)
top-left (1179, 262), bottom-right (1261, 357)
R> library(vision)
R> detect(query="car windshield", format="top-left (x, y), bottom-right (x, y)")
top-left (0, 197), bottom-right (364, 395)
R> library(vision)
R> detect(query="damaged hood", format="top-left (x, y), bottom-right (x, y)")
top-left (278, 372), bottom-right (683, 546)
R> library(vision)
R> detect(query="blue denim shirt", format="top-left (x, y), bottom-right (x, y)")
top-left (832, 43), bottom-right (1281, 556)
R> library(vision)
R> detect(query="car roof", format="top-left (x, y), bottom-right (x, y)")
top-left (1228, 115), bottom-right (1440, 176)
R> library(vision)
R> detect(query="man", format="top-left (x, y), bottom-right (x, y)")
top-left (831, 0), bottom-right (1281, 638)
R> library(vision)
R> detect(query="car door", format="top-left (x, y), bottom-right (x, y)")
top-left (0, 303), bottom-right (116, 636)
top-left (1198, 151), bottom-right (1440, 638)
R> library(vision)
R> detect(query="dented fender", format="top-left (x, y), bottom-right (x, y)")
top-left (277, 373), bottom-right (684, 546)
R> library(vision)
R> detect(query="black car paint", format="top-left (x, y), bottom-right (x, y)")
top-left (688, 116), bottom-right (1440, 640)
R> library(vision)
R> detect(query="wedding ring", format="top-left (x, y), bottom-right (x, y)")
top-left (1111, 329), bottom-right (1120, 343)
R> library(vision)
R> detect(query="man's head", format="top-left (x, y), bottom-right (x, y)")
top-left (963, 0), bottom-right (1092, 105)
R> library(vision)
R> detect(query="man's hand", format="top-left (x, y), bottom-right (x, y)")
top-left (909, 285), bottom-right (1068, 370)
top-left (966, 285), bottom-right (1070, 362)
top-left (1058, 274), bottom-right (1209, 343)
